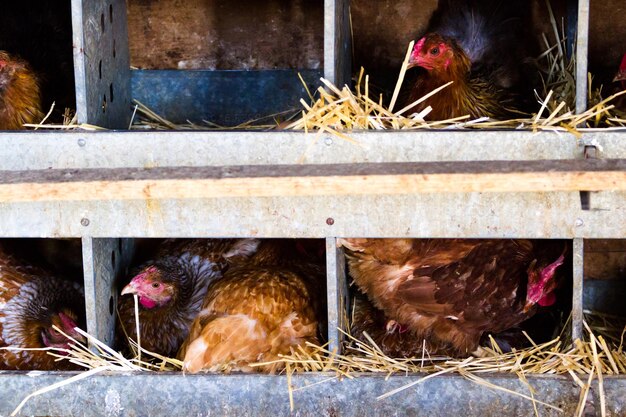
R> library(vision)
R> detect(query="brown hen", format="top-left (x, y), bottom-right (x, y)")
top-left (117, 238), bottom-right (261, 358)
top-left (340, 238), bottom-right (566, 356)
top-left (401, 0), bottom-right (537, 120)
top-left (0, 51), bottom-right (43, 130)
top-left (0, 244), bottom-right (85, 370)
top-left (403, 34), bottom-right (516, 120)
top-left (179, 240), bottom-right (325, 373)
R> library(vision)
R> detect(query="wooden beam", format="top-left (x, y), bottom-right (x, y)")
top-left (1, 160), bottom-right (625, 202)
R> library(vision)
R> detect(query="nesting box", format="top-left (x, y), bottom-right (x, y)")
top-left (0, 0), bottom-right (625, 416)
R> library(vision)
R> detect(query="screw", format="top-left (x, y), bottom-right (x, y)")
top-left (324, 137), bottom-right (333, 146)
top-left (77, 138), bottom-right (86, 147)
top-left (80, 218), bottom-right (90, 227)
top-left (575, 218), bottom-right (584, 227)
top-left (326, 217), bottom-right (335, 226)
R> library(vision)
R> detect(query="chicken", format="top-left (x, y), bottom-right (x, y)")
top-left (117, 238), bottom-right (261, 358)
top-left (350, 289), bottom-right (564, 357)
top-left (0, 1), bottom-right (75, 120)
top-left (179, 239), bottom-right (326, 373)
top-left (402, 0), bottom-right (537, 120)
top-left (403, 34), bottom-right (518, 120)
top-left (0, 244), bottom-right (85, 370)
top-left (339, 238), bottom-right (566, 356)
top-left (0, 51), bottom-right (43, 130)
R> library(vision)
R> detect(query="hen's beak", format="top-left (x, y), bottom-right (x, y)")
top-left (614, 70), bottom-right (626, 83)
top-left (121, 281), bottom-right (138, 296)
top-left (407, 56), bottom-right (419, 69)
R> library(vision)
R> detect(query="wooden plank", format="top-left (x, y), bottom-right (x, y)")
top-left (0, 160), bottom-right (625, 202)
top-left (585, 239), bottom-right (626, 252)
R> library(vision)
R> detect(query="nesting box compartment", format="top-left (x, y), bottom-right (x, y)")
top-left (73, 0), bottom-right (349, 128)
top-left (0, 0), bottom-right (76, 123)
top-left (583, 239), bottom-right (626, 318)
top-left (350, 0), bottom-right (576, 96)
top-left (339, 238), bottom-right (574, 357)
top-left (588, 0), bottom-right (626, 91)
top-left (0, 0), bottom-right (626, 415)
top-left (127, 0), bottom-right (325, 126)
top-left (112, 237), bottom-right (329, 355)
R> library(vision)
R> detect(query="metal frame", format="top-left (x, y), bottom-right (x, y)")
top-left (1, 372), bottom-right (604, 417)
top-left (2, 0), bottom-right (626, 415)
top-left (72, 0), bottom-right (131, 128)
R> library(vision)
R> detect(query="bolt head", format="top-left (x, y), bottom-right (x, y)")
top-left (80, 218), bottom-right (90, 227)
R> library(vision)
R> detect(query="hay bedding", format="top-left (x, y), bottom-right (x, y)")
top-left (127, 7), bottom-right (625, 134)
top-left (4, 2), bottom-right (626, 416)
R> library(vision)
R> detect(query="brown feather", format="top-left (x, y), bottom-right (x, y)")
top-left (116, 238), bottom-right (261, 358)
top-left (340, 238), bottom-right (566, 356)
top-left (179, 240), bottom-right (325, 373)
top-left (0, 51), bottom-right (43, 130)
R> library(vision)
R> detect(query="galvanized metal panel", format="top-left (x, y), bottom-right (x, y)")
top-left (0, 192), bottom-right (623, 239)
top-left (82, 237), bottom-right (134, 347)
top-left (2, 131), bottom-right (626, 171)
top-left (326, 237), bottom-right (348, 354)
top-left (131, 69), bottom-right (322, 126)
top-left (0, 372), bottom-right (585, 416)
top-left (324, 0), bottom-right (351, 86)
top-left (72, 0), bottom-right (131, 128)
top-left (598, 377), bottom-right (626, 417)
top-left (576, 0), bottom-right (590, 114)
top-left (572, 238), bottom-right (584, 341)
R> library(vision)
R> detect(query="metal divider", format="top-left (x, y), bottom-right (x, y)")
top-left (326, 237), bottom-right (349, 354)
top-left (324, 0), bottom-right (351, 87)
top-left (575, 0), bottom-right (590, 114)
top-left (572, 238), bottom-right (585, 341)
top-left (82, 237), bottom-right (134, 348)
top-left (72, 0), bottom-right (130, 128)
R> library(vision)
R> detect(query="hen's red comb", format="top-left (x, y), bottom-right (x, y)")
top-left (58, 311), bottom-right (77, 330)
top-left (620, 54), bottom-right (626, 71)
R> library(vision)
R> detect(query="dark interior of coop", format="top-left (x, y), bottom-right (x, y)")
top-left (588, 0), bottom-right (626, 108)
top-left (583, 239), bottom-right (626, 340)
top-left (0, 0), bottom-right (75, 125)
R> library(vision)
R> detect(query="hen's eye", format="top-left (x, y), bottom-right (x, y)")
top-left (151, 282), bottom-right (160, 288)
top-left (430, 47), bottom-right (440, 56)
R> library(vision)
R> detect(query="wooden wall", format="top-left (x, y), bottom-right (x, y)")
top-left (127, 0), bottom-right (323, 70)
